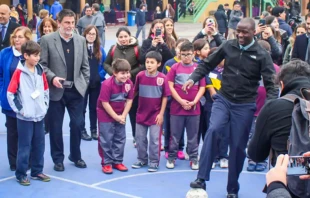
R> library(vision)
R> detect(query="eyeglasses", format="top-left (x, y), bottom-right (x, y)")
top-left (12, 36), bottom-right (25, 40)
top-left (87, 33), bottom-right (96, 36)
top-left (181, 53), bottom-right (193, 58)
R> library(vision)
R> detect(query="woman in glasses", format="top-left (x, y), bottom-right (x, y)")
top-left (81, 25), bottom-right (107, 141)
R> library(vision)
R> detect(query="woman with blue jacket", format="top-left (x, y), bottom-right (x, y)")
top-left (81, 25), bottom-right (107, 141)
top-left (0, 27), bottom-right (32, 171)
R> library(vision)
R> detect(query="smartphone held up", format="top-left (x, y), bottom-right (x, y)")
top-left (287, 156), bottom-right (310, 176)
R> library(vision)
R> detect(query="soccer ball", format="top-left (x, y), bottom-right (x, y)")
top-left (186, 188), bottom-right (208, 198)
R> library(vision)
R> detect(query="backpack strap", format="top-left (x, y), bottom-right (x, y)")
top-left (280, 94), bottom-right (299, 103)
top-left (305, 101), bottom-right (310, 137)
top-left (134, 46), bottom-right (139, 59)
top-left (111, 45), bottom-right (117, 58)
top-left (111, 45), bottom-right (139, 59)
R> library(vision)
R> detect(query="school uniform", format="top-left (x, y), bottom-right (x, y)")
top-left (162, 57), bottom-right (185, 152)
top-left (134, 71), bottom-right (170, 167)
top-left (7, 61), bottom-right (49, 180)
top-left (82, 45), bottom-right (106, 134)
top-left (166, 62), bottom-right (206, 161)
top-left (97, 76), bottom-right (134, 166)
top-left (204, 66), bottom-right (229, 159)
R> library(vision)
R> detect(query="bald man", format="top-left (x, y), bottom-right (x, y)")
top-left (183, 18), bottom-right (279, 198)
top-left (0, 4), bottom-right (20, 51)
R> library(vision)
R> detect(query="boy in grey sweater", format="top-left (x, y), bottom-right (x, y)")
top-left (7, 41), bottom-right (50, 186)
top-left (227, 1), bottom-right (243, 40)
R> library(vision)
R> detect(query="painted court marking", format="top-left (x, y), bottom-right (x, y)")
top-left (0, 174), bottom-right (140, 198)
top-left (91, 169), bottom-right (266, 186)
top-left (47, 175), bottom-right (141, 198)
top-left (0, 176), bottom-right (15, 183)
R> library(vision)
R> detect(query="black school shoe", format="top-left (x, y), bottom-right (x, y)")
top-left (91, 129), bottom-right (98, 140)
top-left (190, 178), bottom-right (206, 190)
top-left (10, 165), bottom-right (16, 171)
top-left (68, 155), bottom-right (87, 168)
top-left (54, 163), bottom-right (65, 171)
top-left (81, 130), bottom-right (92, 141)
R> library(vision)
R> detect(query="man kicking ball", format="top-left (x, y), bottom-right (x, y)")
top-left (183, 18), bottom-right (278, 198)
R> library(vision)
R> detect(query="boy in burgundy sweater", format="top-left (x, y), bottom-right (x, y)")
top-left (132, 51), bottom-right (170, 172)
top-left (166, 41), bottom-right (206, 170)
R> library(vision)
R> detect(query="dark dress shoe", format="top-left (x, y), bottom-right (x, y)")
top-left (190, 178), bottom-right (206, 190)
top-left (10, 165), bottom-right (16, 171)
top-left (227, 194), bottom-right (238, 198)
top-left (54, 163), bottom-right (65, 171)
top-left (91, 130), bottom-right (98, 140)
top-left (81, 130), bottom-right (92, 141)
top-left (68, 155), bottom-right (87, 168)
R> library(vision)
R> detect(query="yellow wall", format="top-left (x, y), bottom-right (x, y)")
top-left (197, 0), bottom-right (235, 23)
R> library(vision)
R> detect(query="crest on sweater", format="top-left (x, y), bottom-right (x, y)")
top-left (157, 77), bottom-right (164, 86)
top-left (125, 84), bottom-right (131, 92)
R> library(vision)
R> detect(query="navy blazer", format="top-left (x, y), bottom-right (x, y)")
top-left (292, 34), bottom-right (308, 61)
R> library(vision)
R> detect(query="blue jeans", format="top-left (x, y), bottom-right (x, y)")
top-left (16, 119), bottom-right (44, 179)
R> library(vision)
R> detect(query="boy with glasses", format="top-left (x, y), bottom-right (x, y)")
top-left (166, 41), bottom-right (205, 170)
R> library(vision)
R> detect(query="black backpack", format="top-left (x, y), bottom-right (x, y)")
top-left (280, 89), bottom-right (310, 198)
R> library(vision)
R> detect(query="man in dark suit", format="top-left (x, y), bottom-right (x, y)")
top-left (0, 4), bottom-right (20, 51)
top-left (40, 9), bottom-right (90, 172)
top-left (292, 13), bottom-right (310, 63)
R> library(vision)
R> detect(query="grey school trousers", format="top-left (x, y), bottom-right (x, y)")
top-left (135, 124), bottom-right (161, 166)
top-left (98, 122), bottom-right (126, 165)
top-left (168, 115), bottom-right (200, 161)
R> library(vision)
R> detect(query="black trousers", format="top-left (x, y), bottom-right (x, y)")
top-left (6, 115), bottom-right (18, 167)
top-left (48, 88), bottom-right (84, 163)
top-left (82, 85), bottom-right (101, 132)
top-left (129, 96), bottom-right (138, 138)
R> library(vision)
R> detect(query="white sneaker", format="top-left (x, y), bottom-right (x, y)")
top-left (185, 152), bottom-right (189, 160)
top-left (212, 162), bottom-right (216, 169)
top-left (220, 158), bottom-right (229, 168)
top-left (166, 160), bottom-right (175, 169)
top-left (191, 160), bottom-right (199, 170)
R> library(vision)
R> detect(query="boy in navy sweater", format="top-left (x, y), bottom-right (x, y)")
top-left (135, 4), bottom-right (146, 40)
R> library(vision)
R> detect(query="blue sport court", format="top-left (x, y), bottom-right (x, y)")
top-left (0, 40), bottom-right (267, 198)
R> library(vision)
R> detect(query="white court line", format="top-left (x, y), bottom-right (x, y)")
top-left (0, 174), bottom-right (140, 198)
top-left (47, 174), bottom-right (141, 198)
top-left (91, 169), bottom-right (266, 187)
top-left (0, 176), bottom-right (15, 183)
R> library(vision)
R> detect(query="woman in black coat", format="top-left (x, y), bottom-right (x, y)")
top-left (214, 4), bottom-right (227, 36)
top-left (140, 19), bottom-right (174, 72)
top-left (192, 16), bottom-right (226, 48)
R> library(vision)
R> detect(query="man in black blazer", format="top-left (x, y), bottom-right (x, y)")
top-left (0, 4), bottom-right (20, 51)
top-left (292, 14), bottom-right (310, 63)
